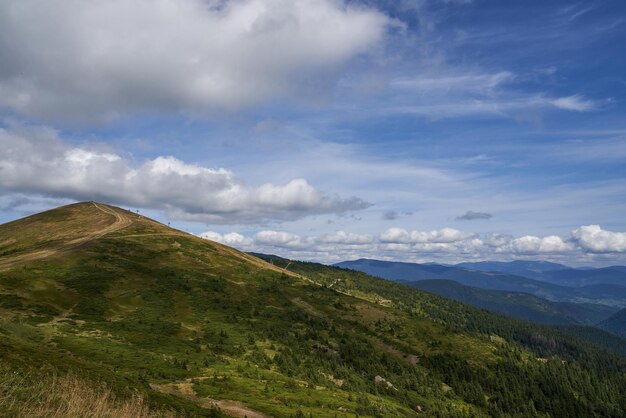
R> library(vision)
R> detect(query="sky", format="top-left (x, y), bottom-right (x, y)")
top-left (1, 0), bottom-right (626, 266)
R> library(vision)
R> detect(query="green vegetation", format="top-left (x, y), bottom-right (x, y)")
top-left (1, 203), bottom-right (625, 417)
top-left (406, 279), bottom-right (617, 325)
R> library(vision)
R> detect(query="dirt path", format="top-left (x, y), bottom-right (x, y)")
top-left (151, 382), bottom-right (271, 418)
top-left (108, 232), bottom-right (184, 239)
top-left (0, 203), bottom-right (133, 271)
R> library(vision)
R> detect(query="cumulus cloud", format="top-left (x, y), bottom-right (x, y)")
top-left (0, 0), bottom-right (391, 122)
top-left (319, 231), bottom-right (373, 244)
top-left (254, 230), bottom-right (309, 249)
top-left (199, 229), bottom-right (374, 259)
top-left (506, 235), bottom-right (575, 254)
top-left (572, 225), bottom-right (626, 253)
top-left (198, 231), bottom-right (253, 247)
top-left (456, 210), bottom-right (492, 220)
top-left (380, 227), bottom-right (474, 244)
top-left (0, 124), bottom-right (370, 223)
top-left (483, 233), bottom-right (514, 248)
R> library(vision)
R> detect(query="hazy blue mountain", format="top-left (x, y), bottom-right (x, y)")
top-left (542, 267), bottom-right (626, 287)
top-left (456, 260), bottom-right (568, 280)
top-left (456, 260), bottom-right (626, 287)
top-left (599, 308), bottom-right (626, 338)
top-left (408, 279), bottom-right (618, 326)
top-left (334, 259), bottom-right (626, 308)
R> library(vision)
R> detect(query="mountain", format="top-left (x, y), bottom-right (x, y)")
top-left (260, 253), bottom-right (626, 358)
top-left (1, 203), bottom-right (626, 417)
top-left (456, 260), bottom-right (568, 280)
top-left (541, 267), bottom-right (626, 287)
top-left (599, 308), bottom-right (626, 338)
top-left (406, 279), bottom-right (618, 326)
top-left (335, 259), bottom-right (626, 307)
top-left (456, 261), bottom-right (626, 287)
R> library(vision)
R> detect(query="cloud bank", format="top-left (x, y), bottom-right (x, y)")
top-left (0, 0), bottom-right (391, 122)
top-left (200, 225), bottom-right (626, 264)
top-left (0, 124), bottom-right (369, 223)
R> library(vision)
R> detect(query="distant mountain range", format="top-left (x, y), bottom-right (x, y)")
top-left (334, 259), bottom-right (626, 307)
top-left (334, 258), bottom-right (626, 333)
top-left (408, 279), bottom-right (618, 326)
top-left (457, 260), bottom-right (626, 287)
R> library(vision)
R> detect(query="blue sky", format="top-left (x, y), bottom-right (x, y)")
top-left (1, 0), bottom-right (625, 265)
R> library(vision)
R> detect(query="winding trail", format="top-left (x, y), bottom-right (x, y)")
top-left (0, 203), bottom-right (133, 271)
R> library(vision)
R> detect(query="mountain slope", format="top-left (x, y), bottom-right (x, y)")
top-left (457, 261), bottom-right (626, 287)
top-left (1, 204), bottom-right (626, 417)
top-left (407, 279), bottom-right (617, 326)
top-left (543, 267), bottom-right (626, 287)
top-left (264, 254), bottom-right (626, 357)
top-left (599, 308), bottom-right (626, 338)
top-left (456, 260), bottom-right (568, 280)
top-left (335, 259), bottom-right (626, 307)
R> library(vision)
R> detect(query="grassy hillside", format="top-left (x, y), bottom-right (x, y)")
top-left (262, 254), bottom-right (626, 357)
top-left (407, 279), bottom-right (617, 326)
top-left (1, 204), bottom-right (626, 417)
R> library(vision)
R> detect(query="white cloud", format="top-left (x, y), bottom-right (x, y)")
top-left (550, 95), bottom-right (596, 112)
top-left (414, 227), bottom-right (474, 243)
top-left (572, 225), bottom-right (626, 253)
top-left (380, 227), bottom-right (474, 244)
top-left (381, 70), bottom-right (600, 120)
top-left (0, 0), bottom-right (391, 122)
top-left (0, 124), bottom-right (369, 223)
top-left (483, 233), bottom-right (514, 248)
top-left (319, 231), bottom-right (373, 244)
top-left (506, 235), bottom-right (575, 254)
top-left (390, 94), bottom-right (598, 119)
top-left (379, 227), bottom-right (412, 243)
top-left (254, 230), bottom-right (309, 249)
top-left (199, 231), bottom-right (254, 247)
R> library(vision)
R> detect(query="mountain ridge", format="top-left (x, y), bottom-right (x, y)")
top-left (456, 260), bottom-right (626, 287)
top-left (406, 279), bottom-right (617, 326)
top-left (334, 258), bottom-right (626, 308)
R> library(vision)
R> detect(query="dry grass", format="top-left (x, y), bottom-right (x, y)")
top-left (0, 367), bottom-right (175, 418)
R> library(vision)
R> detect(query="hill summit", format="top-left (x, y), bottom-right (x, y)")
top-left (1, 202), bottom-right (626, 417)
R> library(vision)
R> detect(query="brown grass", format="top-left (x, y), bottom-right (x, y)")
top-left (0, 367), bottom-right (175, 418)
